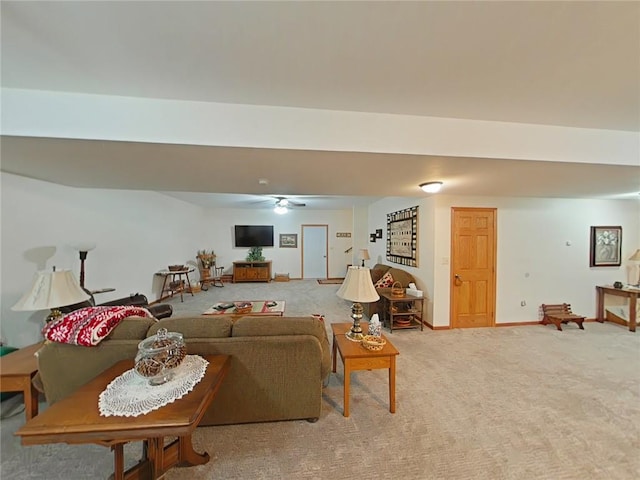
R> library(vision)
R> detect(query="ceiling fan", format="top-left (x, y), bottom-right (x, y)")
top-left (272, 196), bottom-right (305, 214)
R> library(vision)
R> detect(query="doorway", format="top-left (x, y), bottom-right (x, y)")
top-left (302, 225), bottom-right (328, 279)
top-left (450, 207), bottom-right (497, 328)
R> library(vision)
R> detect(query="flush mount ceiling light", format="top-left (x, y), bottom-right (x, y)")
top-left (419, 181), bottom-right (443, 193)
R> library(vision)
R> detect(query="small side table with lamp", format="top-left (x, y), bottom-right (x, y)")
top-left (6, 268), bottom-right (90, 420)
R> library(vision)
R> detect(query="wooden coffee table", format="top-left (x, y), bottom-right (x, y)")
top-left (15, 354), bottom-right (230, 480)
top-left (0, 342), bottom-right (42, 421)
top-left (331, 322), bottom-right (399, 417)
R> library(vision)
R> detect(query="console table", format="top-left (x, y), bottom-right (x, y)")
top-left (596, 285), bottom-right (638, 332)
top-left (233, 261), bottom-right (272, 283)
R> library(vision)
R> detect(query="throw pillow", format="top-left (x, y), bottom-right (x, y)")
top-left (374, 271), bottom-right (394, 288)
top-left (42, 306), bottom-right (155, 347)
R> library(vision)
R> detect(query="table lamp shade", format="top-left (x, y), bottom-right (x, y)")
top-left (359, 249), bottom-right (370, 261)
top-left (12, 270), bottom-right (90, 311)
top-left (629, 249), bottom-right (640, 261)
top-left (337, 266), bottom-right (380, 303)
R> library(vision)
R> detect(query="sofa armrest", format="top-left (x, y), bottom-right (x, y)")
top-left (36, 340), bottom-right (140, 404)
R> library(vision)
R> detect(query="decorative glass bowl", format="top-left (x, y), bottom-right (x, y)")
top-left (134, 328), bottom-right (187, 385)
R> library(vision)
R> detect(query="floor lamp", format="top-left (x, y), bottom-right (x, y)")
top-left (73, 243), bottom-right (96, 289)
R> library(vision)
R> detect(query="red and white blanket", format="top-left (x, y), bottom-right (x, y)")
top-left (42, 306), bottom-right (155, 347)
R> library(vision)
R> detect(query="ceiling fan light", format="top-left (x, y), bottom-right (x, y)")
top-left (277, 198), bottom-right (289, 207)
top-left (419, 181), bottom-right (443, 193)
top-left (274, 206), bottom-right (288, 215)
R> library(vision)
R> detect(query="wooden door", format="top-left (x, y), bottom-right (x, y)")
top-left (450, 208), bottom-right (497, 328)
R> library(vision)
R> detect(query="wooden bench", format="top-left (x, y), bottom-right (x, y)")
top-left (541, 303), bottom-right (585, 331)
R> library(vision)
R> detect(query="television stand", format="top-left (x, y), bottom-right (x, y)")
top-left (233, 261), bottom-right (272, 283)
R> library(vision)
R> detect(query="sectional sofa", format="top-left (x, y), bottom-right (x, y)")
top-left (36, 315), bottom-right (331, 425)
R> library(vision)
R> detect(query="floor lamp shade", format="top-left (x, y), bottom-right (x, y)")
top-left (12, 270), bottom-right (90, 312)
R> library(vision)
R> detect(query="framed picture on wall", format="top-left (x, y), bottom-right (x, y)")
top-left (279, 233), bottom-right (298, 248)
top-left (386, 206), bottom-right (418, 267)
top-left (589, 226), bottom-right (622, 267)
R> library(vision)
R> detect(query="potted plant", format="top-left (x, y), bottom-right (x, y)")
top-left (246, 246), bottom-right (265, 262)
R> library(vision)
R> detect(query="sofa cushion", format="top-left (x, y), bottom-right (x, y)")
top-left (232, 316), bottom-right (331, 381)
top-left (108, 316), bottom-right (158, 340)
top-left (374, 271), bottom-right (394, 288)
top-left (147, 316), bottom-right (233, 339)
top-left (233, 316), bottom-right (324, 339)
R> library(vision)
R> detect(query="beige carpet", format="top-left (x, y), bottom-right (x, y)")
top-left (1, 280), bottom-right (639, 479)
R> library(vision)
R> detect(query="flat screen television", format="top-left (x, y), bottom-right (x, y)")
top-left (234, 225), bottom-right (274, 247)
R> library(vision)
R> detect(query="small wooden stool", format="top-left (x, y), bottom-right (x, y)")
top-left (541, 303), bottom-right (585, 331)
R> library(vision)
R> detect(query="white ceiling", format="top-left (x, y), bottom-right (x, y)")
top-left (1, 1), bottom-right (639, 208)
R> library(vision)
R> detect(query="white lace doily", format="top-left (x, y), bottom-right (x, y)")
top-left (98, 355), bottom-right (209, 417)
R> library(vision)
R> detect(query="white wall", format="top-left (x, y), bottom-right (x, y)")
top-left (1, 172), bottom-right (206, 347)
top-left (199, 207), bottom-right (354, 279)
top-left (3, 170), bottom-right (638, 345)
top-left (1, 174), bottom-right (355, 346)
top-left (366, 195), bottom-right (639, 328)
top-left (3, 88), bottom-right (637, 166)
top-left (367, 197), bottom-right (437, 324)
top-left (431, 196), bottom-right (639, 328)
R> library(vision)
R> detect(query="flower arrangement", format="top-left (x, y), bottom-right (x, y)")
top-left (197, 250), bottom-right (216, 268)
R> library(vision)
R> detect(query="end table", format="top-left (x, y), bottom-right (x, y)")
top-left (0, 342), bottom-right (42, 420)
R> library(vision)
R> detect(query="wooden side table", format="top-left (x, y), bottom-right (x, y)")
top-left (379, 292), bottom-right (425, 333)
top-left (0, 342), bottom-right (42, 420)
top-left (16, 355), bottom-right (231, 480)
top-left (331, 322), bottom-right (399, 417)
top-left (596, 285), bottom-right (638, 332)
top-left (156, 267), bottom-right (195, 302)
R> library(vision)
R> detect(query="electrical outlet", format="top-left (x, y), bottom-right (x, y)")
top-left (520, 300), bottom-right (526, 307)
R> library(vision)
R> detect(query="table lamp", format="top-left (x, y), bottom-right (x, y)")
top-left (628, 249), bottom-right (640, 286)
top-left (12, 268), bottom-right (91, 323)
top-left (336, 266), bottom-right (380, 341)
top-left (359, 248), bottom-right (370, 267)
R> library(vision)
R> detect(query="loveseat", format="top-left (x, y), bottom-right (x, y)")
top-left (36, 315), bottom-right (331, 425)
top-left (364, 263), bottom-right (416, 318)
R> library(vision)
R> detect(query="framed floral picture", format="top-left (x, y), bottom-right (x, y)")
top-left (590, 226), bottom-right (622, 267)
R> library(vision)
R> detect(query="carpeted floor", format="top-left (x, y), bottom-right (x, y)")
top-left (1, 280), bottom-right (639, 479)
